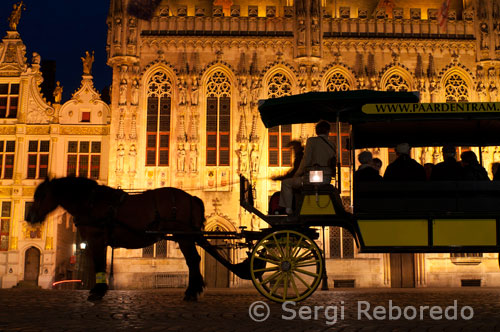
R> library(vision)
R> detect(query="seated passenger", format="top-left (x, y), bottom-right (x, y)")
top-left (430, 145), bottom-right (463, 181)
top-left (278, 120), bottom-right (336, 215)
top-left (383, 143), bottom-right (426, 181)
top-left (372, 158), bottom-right (382, 175)
top-left (272, 140), bottom-right (304, 181)
top-left (460, 151), bottom-right (489, 180)
top-left (354, 151), bottom-right (382, 182)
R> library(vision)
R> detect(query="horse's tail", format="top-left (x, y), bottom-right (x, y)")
top-left (191, 195), bottom-right (206, 231)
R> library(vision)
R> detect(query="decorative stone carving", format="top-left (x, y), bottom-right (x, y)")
top-left (213, 6), bottom-right (223, 17)
top-left (427, 9), bottom-right (438, 21)
top-left (177, 6), bottom-right (187, 16)
top-left (116, 144), bottom-right (125, 173)
top-left (248, 6), bottom-right (258, 17)
top-left (358, 9), bottom-right (368, 19)
top-left (410, 8), bottom-right (421, 20)
top-left (448, 10), bottom-right (456, 21)
top-left (494, 24), bottom-right (500, 50)
top-left (195, 7), bottom-right (205, 17)
top-left (284, 6), bottom-right (293, 18)
top-left (178, 77), bottom-right (187, 105)
top-left (266, 6), bottom-right (276, 17)
top-left (128, 144), bottom-right (137, 175)
top-left (375, 8), bottom-right (386, 19)
top-left (190, 76), bottom-right (199, 106)
top-left (393, 8), bottom-right (403, 20)
top-left (53, 81), bottom-right (63, 104)
top-left (159, 7), bottom-right (169, 17)
top-left (339, 7), bottom-right (350, 19)
top-left (230, 5), bottom-right (240, 17)
top-left (463, 9), bottom-right (474, 21)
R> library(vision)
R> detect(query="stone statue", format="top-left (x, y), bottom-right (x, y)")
top-left (480, 23), bottom-right (489, 50)
top-left (119, 79), bottom-right (127, 105)
top-left (131, 78), bottom-right (139, 105)
top-left (239, 77), bottom-right (249, 106)
top-left (81, 51), bottom-right (95, 75)
top-left (53, 81), bottom-right (63, 104)
top-left (189, 143), bottom-right (198, 173)
top-left (8, 1), bottom-right (24, 31)
top-left (477, 82), bottom-right (487, 102)
top-left (429, 80), bottom-right (439, 103)
top-left (32, 52), bottom-right (41, 65)
top-left (495, 24), bottom-right (500, 50)
top-left (116, 144), bottom-right (125, 173)
top-left (250, 144), bottom-right (260, 173)
top-left (177, 143), bottom-right (186, 173)
top-left (190, 76), bottom-right (199, 106)
top-left (178, 77), bottom-right (187, 105)
top-left (128, 145), bottom-right (137, 174)
top-left (237, 143), bottom-right (249, 173)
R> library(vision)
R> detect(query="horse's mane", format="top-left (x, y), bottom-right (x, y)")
top-left (51, 177), bottom-right (99, 201)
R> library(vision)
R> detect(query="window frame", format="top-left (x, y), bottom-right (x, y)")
top-left (66, 140), bottom-right (101, 179)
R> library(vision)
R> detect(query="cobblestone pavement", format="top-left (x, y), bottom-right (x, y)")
top-left (1, 287), bottom-right (500, 331)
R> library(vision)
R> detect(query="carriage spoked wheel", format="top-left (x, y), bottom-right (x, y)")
top-left (250, 230), bottom-right (324, 303)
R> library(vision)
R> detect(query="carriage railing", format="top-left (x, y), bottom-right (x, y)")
top-left (239, 175), bottom-right (267, 221)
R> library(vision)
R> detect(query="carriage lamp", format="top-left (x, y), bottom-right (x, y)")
top-left (80, 242), bottom-right (87, 250)
top-left (309, 170), bottom-right (324, 183)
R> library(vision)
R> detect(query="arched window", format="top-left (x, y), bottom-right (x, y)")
top-left (146, 71), bottom-right (172, 166)
top-left (444, 73), bottom-right (469, 102)
top-left (206, 71), bottom-right (231, 166)
top-left (267, 72), bottom-right (292, 167)
top-left (325, 71), bottom-right (351, 92)
top-left (383, 73), bottom-right (410, 92)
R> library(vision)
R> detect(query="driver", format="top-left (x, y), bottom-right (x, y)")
top-left (278, 120), bottom-right (336, 215)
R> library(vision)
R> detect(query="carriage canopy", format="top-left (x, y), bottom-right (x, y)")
top-left (257, 90), bottom-right (500, 149)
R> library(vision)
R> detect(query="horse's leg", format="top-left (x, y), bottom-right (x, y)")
top-left (177, 238), bottom-right (204, 301)
top-left (79, 226), bottom-right (109, 301)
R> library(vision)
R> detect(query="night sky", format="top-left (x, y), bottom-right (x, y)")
top-left (0, 0), bottom-right (111, 102)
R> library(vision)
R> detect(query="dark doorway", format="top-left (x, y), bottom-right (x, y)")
top-left (204, 235), bottom-right (230, 288)
top-left (390, 253), bottom-right (415, 288)
top-left (24, 247), bottom-right (41, 285)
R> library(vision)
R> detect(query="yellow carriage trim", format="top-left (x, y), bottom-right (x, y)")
top-left (300, 194), bottom-right (335, 215)
top-left (358, 220), bottom-right (428, 246)
top-left (433, 219), bottom-right (497, 246)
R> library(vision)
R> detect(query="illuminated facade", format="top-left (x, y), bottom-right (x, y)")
top-left (1, 0), bottom-right (500, 289)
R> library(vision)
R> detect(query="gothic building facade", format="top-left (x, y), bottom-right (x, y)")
top-left (1, 0), bottom-right (500, 290)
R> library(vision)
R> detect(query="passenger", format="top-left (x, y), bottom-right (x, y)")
top-left (492, 162), bottom-right (500, 181)
top-left (354, 151), bottom-right (382, 182)
top-left (278, 120), bottom-right (336, 215)
top-left (383, 143), bottom-right (426, 181)
top-left (460, 151), bottom-right (489, 180)
top-left (372, 158), bottom-right (382, 175)
top-left (272, 140), bottom-right (304, 181)
top-left (430, 145), bottom-right (463, 181)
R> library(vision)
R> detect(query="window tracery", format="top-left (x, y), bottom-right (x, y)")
top-left (325, 72), bottom-right (351, 91)
top-left (206, 70), bottom-right (231, 166)
top-left (146, 70), bottom-right (172, 166)
top-left (267, 72), bottom-right (292, 166)
top-left (383, 73), bottom-right (410, 92)
top-left (444, 73), bottom-right (469, 102)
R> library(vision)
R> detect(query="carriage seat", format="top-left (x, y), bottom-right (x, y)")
top-left (354, 181), bottom-right (500, 215)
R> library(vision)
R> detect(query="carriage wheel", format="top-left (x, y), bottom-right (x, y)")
top-left (250, 230), bottom-right (324, 303)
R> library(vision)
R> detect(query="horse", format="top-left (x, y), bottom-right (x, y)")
top-left (27, 177), bottom-right (250, 301)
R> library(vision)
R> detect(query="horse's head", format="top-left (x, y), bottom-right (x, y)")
top-left (28, 178), bottom-right (59, 224)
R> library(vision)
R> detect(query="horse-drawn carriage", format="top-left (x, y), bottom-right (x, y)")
top-left (28, 90), bottom-right (500, 304)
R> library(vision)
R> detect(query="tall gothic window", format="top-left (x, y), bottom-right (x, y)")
top-left (325, 71), bottom-right (351, 92)
top-left (383, 73), bottom-right (410, 92)
top-left (206, 71), bottom-right (231, 166)
top-left (146, 71), bottom-right (172, 166)
top-left (330, 227), bottom-right (354, 259)
top-left (444, 73), bottom-right (469, 102)
top-left (267, 72), bottom-right (292, 167)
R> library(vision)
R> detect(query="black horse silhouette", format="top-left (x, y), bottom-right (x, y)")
top-left (27, 177), bottom-right (252, 301)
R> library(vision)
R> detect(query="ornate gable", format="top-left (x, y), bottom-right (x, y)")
top-left (0, 31), bottom-right (27, 77)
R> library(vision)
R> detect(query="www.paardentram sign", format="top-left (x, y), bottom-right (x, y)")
top-left (362, 102), bottom-right (500, 114)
